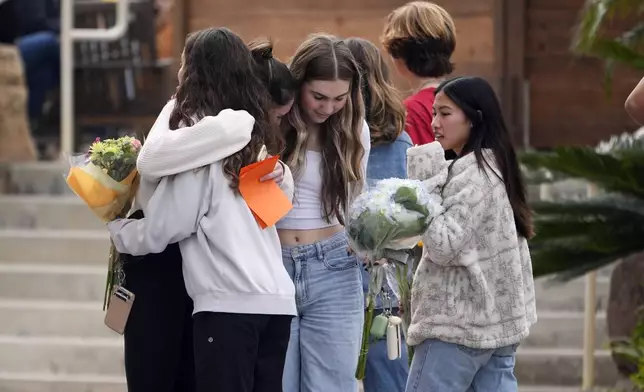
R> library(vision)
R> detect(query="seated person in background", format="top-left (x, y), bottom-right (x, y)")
top-left (0, 0), bottom-right (60, 133)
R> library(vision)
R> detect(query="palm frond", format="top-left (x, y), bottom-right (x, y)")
top-left (529, 196), bottom-right (644, 281)
top-left (572, 0), bottom-right (644, 90)
top-left (573, 0), bottom-right (644, 53)
top-left (520, 147), bottom-right (644, 199)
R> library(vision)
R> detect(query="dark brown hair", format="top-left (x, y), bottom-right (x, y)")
top-left (248, 38), bottom-right (297, 108)
top-left (283, 34), bottom-right (365, 225)
top-left (169, 27), bottom-right (280, 190)
top-left (436, 76), bottom-right (534, 239)
top-left (345, 37), bottom-right (405, 146)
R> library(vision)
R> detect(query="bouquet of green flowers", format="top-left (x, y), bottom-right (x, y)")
top-left (66, 136), bottom-right (142, 310)
top-left (348, 178), bottom-right (442, 378)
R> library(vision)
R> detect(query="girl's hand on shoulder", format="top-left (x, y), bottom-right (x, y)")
top-left (260, 158), bottom-right (284, 185)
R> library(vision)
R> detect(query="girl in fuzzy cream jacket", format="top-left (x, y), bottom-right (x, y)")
top-left (404, 76), bottom-right (537, 392)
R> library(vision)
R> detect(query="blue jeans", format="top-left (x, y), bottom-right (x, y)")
top-left (281, 232), bottom-right (364, 392)
top-left (17, 31), bottom-right (60, 121)
top-left (406, 339), bottom-right (518, 392)
top-left (363, 330), bottom-right (409, 392)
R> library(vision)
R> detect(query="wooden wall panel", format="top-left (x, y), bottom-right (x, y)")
top-left (186, 0), bottom-right (498, 97)
top-left (526, 0), bottom-right (641, 148)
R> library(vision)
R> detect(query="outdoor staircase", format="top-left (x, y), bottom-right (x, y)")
top-left (0, 162), bottom-right (622, 391)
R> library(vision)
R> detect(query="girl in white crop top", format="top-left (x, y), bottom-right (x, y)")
top-left (277, 34), bottom-right (371, 392)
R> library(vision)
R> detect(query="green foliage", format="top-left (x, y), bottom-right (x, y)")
top-left (572, 0), bottom-right (644, 91)
top-left (613, 309), bottom-right (644, 389)
top-left (347, 185), bottom-right (430, 258)
top-left (521, 131), bottom-right (644, 281)
top-left (89, 136), bottom-right (142, 182)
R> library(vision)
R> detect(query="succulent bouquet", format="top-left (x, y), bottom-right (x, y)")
top-left (65, 136), bottom-right (142, 310)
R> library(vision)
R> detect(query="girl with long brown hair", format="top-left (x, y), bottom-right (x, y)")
top-left (345, 36), bottom-right (411, 392)
top-left (277, 34), bottom-right (370, 392)
top-left (107, 27), bottom-right (297, 392)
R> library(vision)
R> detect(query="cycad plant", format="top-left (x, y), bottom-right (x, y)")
top-left (571, 0), bottom-right (644, 90)
top-left (522, 132), bottom-right (644, 282)
top-left (522, 131), bottom-right (644, 377)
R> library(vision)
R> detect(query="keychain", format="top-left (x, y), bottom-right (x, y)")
top-left (370, 290), bottom-right (392, 339)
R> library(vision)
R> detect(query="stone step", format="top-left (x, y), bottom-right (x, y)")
top-left (0, 263), bottom-right (106, 302)
top-left (0, 335), bottom-right (124, 375)
top-left (0, 334), bottom-right (618, 387)
top-left (0, 297), bottom-right (610, 351)
top-left (0, 373), bottom-right (125, 392)
top-left (523, 311), bottom-right (608, 349)
top-left (0, 195), bottom-right (103, 230)
top-left (0, 300), bottom-right (113, 338)
top-left (515, 349), bottom-right (618, 387)
top-left (0, 161), bottom-right (72, 195)
top-left (535, 275), bottom-right (611, 312)
top-left (0, 230), bottom-right (110, 265)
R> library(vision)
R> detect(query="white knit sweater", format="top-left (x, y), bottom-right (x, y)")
top-left (406, 142), bottom-right (537, 349)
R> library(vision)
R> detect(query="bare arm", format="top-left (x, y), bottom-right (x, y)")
top-left (626, 77), bottom-right (644, 125)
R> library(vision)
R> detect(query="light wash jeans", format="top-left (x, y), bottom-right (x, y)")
top-left (406, 339), bottom-right (519, 392)
top-left (281, 232), bottom-right (364, 392)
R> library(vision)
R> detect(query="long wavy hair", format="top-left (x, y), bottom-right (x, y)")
top-left (436, 76), bottom-right (534, 239)
top-left (345, 37), bottom-right (405, 146)
top-left (283, 34), bottom-right (365, 225)
top-left (169, 27), bottom-right (280, 190)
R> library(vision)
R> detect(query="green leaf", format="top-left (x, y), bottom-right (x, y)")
top-left (529, 196), bottom-right (644, 281)
top-left (572, 0), bottom-right (644, 91)
top-left (520, 147), bottom-right (644, 199)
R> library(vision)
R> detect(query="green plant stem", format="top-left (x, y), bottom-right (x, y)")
top-left (102, 192), bottom-right (136, 311)
top-left (356, 296), bottom-right (375, 380)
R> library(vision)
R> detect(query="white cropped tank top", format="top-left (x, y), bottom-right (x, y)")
top-left (276, 120), bottom-right (371, 230)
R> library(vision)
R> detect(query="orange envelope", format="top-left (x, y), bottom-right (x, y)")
top-left (239, 155), bottom-right (293, 229)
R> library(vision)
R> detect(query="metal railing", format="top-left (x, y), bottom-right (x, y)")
top-left (542, 182), bottom-right (598, 391)
top-left (60, 0), bottom-right (131, 154)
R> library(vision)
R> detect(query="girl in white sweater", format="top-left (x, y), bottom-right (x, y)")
top-left (404, 76), bottom-right (537, 392)
top-left (107, 28), bottom-right (298, 392)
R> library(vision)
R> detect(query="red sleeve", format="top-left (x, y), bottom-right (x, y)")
top-left (405, 100), bottom-right (435, 145)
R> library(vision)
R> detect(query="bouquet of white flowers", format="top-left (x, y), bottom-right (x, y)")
top-left (348, 178), bottom-right (442, 377)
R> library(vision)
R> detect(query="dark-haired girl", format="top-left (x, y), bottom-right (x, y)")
top-left (107, 27), bottom-right (297, 392)
top-left (382, 1), bottom-right (456, 146)
top-left (404, 76), bottom-right (537, 392)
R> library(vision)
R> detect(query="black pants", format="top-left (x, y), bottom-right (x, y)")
top-left (193, 312), bottom-right (293, 392)
top-left (121, 211), bottom-right (195, 392)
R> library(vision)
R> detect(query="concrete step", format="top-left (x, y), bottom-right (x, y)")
top-left (0, 162), bottom-right (72, 195)
top-left (527, 179), bottom-right (593, 203)
top-left (0, 335), bottom-right (124, 376)
top-left (0, 334), bottom-right (618, 388)
top-left (535, 275), bottom-right (611, 312)
top-left (523, 311), bottom-right (608, 349)
top-left (0, 264), bottom-right (106, 302)
top-left (0, 299), bottom-right (112, 338)
top-left (515, 349), bottom-right (618, 387)
top-left (0, 373), bottom-right (125, 392)
top-left (0, 196), bottom-right (103, 230)
top-left (0, 230), bottom-right (110, 265)
top-left (0, 298), bottom-right (609, 346)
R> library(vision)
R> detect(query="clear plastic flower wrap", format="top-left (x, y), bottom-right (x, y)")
top-left (64, 136), bottom-right (142, 310)
top-left (349, 178), bottom-right (443, 377)
top-left (65, 136), bottom-right (142, 222)
top-left (347, 178), bottom-right (443, 260)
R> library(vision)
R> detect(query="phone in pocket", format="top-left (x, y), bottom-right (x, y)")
top-left (104, 286), bottom-right (135, 335)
